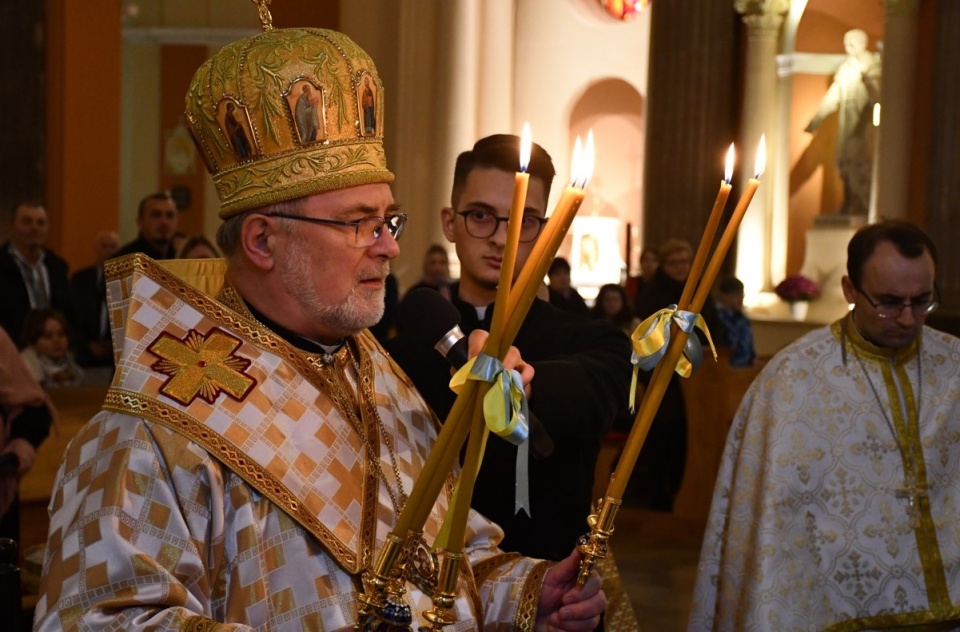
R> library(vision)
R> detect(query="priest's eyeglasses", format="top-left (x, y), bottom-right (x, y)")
top-left (268, 212), bottom-right (407, 247)
top-left (854, 283), bottom-right (940, 319)
top-left (456, 209), bottom-right (548, 243)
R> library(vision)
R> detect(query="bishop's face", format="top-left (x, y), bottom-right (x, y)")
top-left (842, 240), bottom-right (937, 349)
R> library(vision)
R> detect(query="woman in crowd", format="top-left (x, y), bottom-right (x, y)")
top-left (592, 283), bottom-right (640, 335)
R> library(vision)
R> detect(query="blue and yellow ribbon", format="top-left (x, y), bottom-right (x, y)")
top-left (628, 305), bottom-right (717, 410)
top-left (435, 353), bottom-right (532, 549)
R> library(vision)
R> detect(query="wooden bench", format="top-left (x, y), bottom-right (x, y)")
top-left (672, 353), bottom-right (760, 531)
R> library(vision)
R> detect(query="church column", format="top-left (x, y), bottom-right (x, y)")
top-left (926, 0), bottom-right (960, 310)
top-left (734, 0), bottom-right (788, 296)
top-left (873, 0), bottom-right (919, 220)
top-left (476, 0), bottom-right (514, 136)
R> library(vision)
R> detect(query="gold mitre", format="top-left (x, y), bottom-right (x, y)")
top-left (184, 25), bottom-right (393, 218)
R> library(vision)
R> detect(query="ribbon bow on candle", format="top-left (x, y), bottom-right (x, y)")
top-left (628, 306), bottom-right (718, 410)
top-left (449, 354), bottom-right (531, 514)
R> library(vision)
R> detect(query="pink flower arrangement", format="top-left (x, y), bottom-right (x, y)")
top-left (775, 275), bottom-right (821, 302)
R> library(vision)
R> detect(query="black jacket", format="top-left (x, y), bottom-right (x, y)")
top-left (113, 235), bottom-right (177, 260)
top-left (0, 242), bottom-right (73, 343)
top-left (70, 264), bottom-right (114, 367)
top-left (386, 283), bottom-right (633, 560)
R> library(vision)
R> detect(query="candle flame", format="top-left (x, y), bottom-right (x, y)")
top-left (583, 129), bottom-right (595, 188)
top-left (520, 122), bottom-right (532, 172)
top-left (570, 136), bottom-right (583, 187)
top-left (754, 134), bottom-right (767, 178)
top-left (872, 103), bottom-right (881, 127)
top-left (724, 143), bottom-right (735, 184)
top-left (569, 131), bottom-right (595, 189)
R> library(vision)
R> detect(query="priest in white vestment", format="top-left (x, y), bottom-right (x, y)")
top-left (690, 220), bottom-right (960, 631)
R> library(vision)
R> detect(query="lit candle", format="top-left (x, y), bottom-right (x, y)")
top-left (607, 135), bottom-right (765, 500)
top-left (678, 143), bottom-right (734, 310)
top-left (578, 137), bottom-right (764, 586)
top-left (488, 123), bottom-right (532, 353)
top-left (441, 126), bottom-right (533, 551)
top-left (506, 132), bottom-right (594, 346)
top-left (689, 136), bottom-right (765, 314)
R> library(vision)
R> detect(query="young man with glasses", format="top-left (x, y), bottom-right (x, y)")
top-left (690, 220), bottom-right (960, 631)
top-left (33, 27), bottom-right (607, 631)
top-left (388, 134), bottom-right (634, 566)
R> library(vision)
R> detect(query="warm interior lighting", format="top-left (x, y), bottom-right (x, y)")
top-left (873, 103), bottom-right (881, 127)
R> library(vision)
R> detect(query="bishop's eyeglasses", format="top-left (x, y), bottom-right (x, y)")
top-left (854, 283), bottom-right (940, 319)
top-left (268, 212), bottom-right (407, 247)
top-left (455, 209), bottom-right (548, 243)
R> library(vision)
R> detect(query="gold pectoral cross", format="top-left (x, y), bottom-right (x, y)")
top-left (896, 479), bottom-right (928, 527)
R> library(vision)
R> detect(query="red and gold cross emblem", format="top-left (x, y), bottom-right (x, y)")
top-left (148, 328), bottom-right (256, 405)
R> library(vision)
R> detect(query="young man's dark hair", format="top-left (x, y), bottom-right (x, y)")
top-left (450, 134), bottom-right (557, 207)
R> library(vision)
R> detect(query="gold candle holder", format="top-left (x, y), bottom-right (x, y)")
top-left (420, 551), bottom-right (464, 630)
top-left (577, 138), bottom-right (766, 585)
top-left (575, 496), bottom-right (622, 585)
top-left (355, 533), bottom-right (414, 631)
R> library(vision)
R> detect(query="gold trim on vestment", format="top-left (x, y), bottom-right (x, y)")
top-left (103, 254), bottom-right (389, 575)
top-left (103, 388), bottom-right (362, 572)
top-left (832, 316), bottom-right (955, 623)
top-left (471, 553), bottom-right (523, 587)
top-left (824, 609), bottom-right (960, 631)
top-left (515, 560), bottom-right (551, 631)
top-left (181, 615), bottom-right (222, 632)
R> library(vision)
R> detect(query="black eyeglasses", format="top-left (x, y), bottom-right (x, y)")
top-left (854, 283), bottom-right (940, 319)
top-left (268, 212), bottom-right (407, 247)
top-left (456, 209), bottom-right (548, 243)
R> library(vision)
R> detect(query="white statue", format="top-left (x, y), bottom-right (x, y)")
top-left (805, 29), bottom-right (881, 216)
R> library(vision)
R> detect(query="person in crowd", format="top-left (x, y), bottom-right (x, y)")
top-left (0, 200), bottom-right (73, 343)
top-left (177, 234), bottom-right (221, 259)
top-left (388, 133), bottom-right (634, 563)
top-left (404, 243), bottom-right (452, 300)
top-left (627, 246), bottom-right (658, 312)
top-left (0, 327), bottom-right (55, 544)
top-left (19, 308), bottom-right (85, 388)
top-left (33, 25), bottom-right (604, 632)
top-left (713, 275), bottom-right (757, 367)
top-left (591, 283), bottom-right (640, 336)
top-left (367, 272), bottom-right (399, 343)
top-left (546, 255), bottom-right (591, 315)
top-left (633, 238), bottom-right (719, 511)
top-left (690, 220), bottom-right (960, 630)
top-left (69, 229), bottom-right (119, 376)
top-left (113, 192), bottom-right (179, 260)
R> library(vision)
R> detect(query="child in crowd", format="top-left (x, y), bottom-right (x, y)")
top-left (19, 309), bottom-right (85, 388)
top-left (714, 275), bottom-right (757, 367)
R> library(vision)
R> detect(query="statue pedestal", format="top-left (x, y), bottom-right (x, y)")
top-left (799, 219), bottom-right (863, 323)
